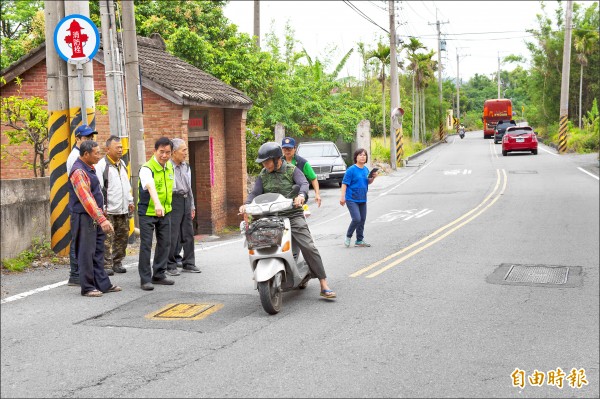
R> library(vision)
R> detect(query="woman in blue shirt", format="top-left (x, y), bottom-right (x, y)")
top-left (339, 148), bottom-right (378, 247)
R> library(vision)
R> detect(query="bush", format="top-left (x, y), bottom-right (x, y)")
top-left (1, 237), bottom-right (54, 272)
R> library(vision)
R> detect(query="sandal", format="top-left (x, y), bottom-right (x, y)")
top-left (320, 289), bottom-right (336, 299)
top-left (82, 290), bottom-right (102, 297)
top-left (107, 285), bottom-right (122, 293)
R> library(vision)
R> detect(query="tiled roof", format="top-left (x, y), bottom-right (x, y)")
top-left (135, 34), bottom-right (252, 108)
top-left (1, 34), bottom-right (252, 109)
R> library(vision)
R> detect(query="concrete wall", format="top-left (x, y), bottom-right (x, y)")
top-left (0, 177), bottom-right (51, 260)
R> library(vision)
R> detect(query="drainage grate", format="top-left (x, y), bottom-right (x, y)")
top-left (145, 303), bottom-right (223, 320)
top-left (504, 265), bottom-right (568, 285)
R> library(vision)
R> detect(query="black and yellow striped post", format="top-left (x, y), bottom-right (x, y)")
top-left (48, 110), bottom-right (71, 255)
top-left (438, 121), bottom-right (446, 142)
top-left (120, 136), bottom-right (136, 240)
top-left (558, 114), bottom-right (568, 154)
top-left (395, 127), bottom-right (403, 165)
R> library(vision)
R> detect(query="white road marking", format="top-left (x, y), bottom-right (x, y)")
top-left (540, 146), bottom-right (558, 156)
top-left (577, 167), bottom-right (599, 180)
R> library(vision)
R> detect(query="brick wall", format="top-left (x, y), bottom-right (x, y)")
top-left (2, 57), bottom-right (248, 235)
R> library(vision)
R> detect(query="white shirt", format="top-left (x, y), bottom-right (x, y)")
top-left (66, 146), bottom-right (79, 175)
top-left (97, 156), bottom-right (134, 215)
top-left (139, 156), bottom-right (177, 191)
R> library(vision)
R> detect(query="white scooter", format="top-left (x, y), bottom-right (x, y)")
top-left (240, 186), bottom-right (311, 315)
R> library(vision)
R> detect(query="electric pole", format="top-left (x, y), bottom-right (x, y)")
top-left (254, 0), bottom-right (260, 48)
top-left (45, 0), bottom-right (71, 255)
top-left (389, 0), bottom-right (400, 169)
top-left (121, 0), bottom-right (145, 226)
top-left (558, 0), bottom-right (573, 154)
top-left (456, 48), bottom-right (469, 123)
top-left (497, 52), bottom-right (501, 98)
top-left (429, 15), bottom-right (448, 143)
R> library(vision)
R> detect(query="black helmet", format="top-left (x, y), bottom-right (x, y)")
top-left (255, 142), bottom-right (283, 163)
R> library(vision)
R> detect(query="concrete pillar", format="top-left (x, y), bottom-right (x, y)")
top-left (355, 120), bottom-right (371, 165)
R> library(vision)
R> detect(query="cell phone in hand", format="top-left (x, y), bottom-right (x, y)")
top-left (368, 167), bottom-right (379, 178)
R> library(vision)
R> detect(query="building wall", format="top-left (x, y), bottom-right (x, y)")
top-left (1, 58), bottom-right (248, 235)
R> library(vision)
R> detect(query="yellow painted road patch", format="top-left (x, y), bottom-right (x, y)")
top-left (145, 303), bottom-right (224, 320)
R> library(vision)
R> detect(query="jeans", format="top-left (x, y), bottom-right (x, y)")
top-left (345, 201), bottom-right (367, 242)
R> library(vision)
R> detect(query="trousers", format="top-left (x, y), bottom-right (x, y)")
top-left (138, 213), bottom-right (171, 284)
top-left (168, 194), bottom-right (195, 269)
top-left (104, 213), bottom-right (129, 269)
top-left (72, 212), bottom-right (111, 294)
top-left (289, 214), bottom-right (326, 280)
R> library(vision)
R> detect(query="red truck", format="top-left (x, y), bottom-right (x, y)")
top-left (482, 99), bottom-right (512, 139)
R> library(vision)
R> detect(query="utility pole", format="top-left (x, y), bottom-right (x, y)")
top-left (429, 15), bottom-right (448, 143)
top-left (99, 0), bottom-right (127, 139)
top-left (389, 0), bottom-right (400, 169)
top-left (45, 0), bottom-right (71, 255)
top-left (253, 0), bottom-right (260, 48)
top-left (456, 48), bottom-right (469, 122)
top-left (121, 0), bottom-right (145, 226)
top-left (497, 52), bottom-right (501, 98)
top-left (558, 0), bottom-right (573, 154)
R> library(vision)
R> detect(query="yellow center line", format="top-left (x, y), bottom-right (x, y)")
top-left (350, 169), bottom-right (506, 278)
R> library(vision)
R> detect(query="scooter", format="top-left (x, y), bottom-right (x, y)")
top-left (459, 127), bottom-right (465, 139)
top-left (240, 186), bottom-right (311, 315)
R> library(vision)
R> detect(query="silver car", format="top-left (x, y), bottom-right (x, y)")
top-left (296, 141), bottom-right (347, 186)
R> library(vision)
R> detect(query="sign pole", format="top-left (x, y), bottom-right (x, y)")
top-left (76, 62), bottom-right (87, 122)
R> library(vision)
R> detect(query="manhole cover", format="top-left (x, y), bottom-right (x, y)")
top-left (487, 264), bottom-right (583, 288)
top-left (146, 303), bottom-right (223, 320)
top-left (508, 170), bottom-right (538, 174)
top-left (504, 265), bottom-right (568, 284)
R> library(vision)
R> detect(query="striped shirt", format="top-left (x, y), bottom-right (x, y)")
top-left (70, 168), bottom-right (107, 224)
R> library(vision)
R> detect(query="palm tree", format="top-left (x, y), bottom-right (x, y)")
top-left (573, 29), bottom-right (599, 128)
top-left (403, 38), bottom-right (426, 141)
top-left (407, 50), bottom-right (437, 142)
top-left (366, 42), bottom-right (391, 145)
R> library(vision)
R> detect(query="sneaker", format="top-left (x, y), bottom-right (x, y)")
top-left (355, 240), bottom-right (371, 247)
top-left (151, 277), bottom-right (175, 285)
top-left (182, 265), bottom-right (201, 273)
top-left (104, 268), bottom-right (115, 276)
top-left (67, 277), bottom-right (80, 286)
top-left (166, 268), bottom-right (181, 276)
top-left (113, 265), bottom-right (127, 274)
top-left (344, 237), bottom-right (351, 247)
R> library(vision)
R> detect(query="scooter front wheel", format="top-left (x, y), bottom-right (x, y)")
top-left (258, 272), bottom-right (283, 314)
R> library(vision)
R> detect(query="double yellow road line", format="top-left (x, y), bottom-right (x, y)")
top-left (350, 169), bottom-right (508, 278)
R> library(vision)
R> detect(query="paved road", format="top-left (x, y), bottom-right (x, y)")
top-left (1, 132), bottom-right (598, 398)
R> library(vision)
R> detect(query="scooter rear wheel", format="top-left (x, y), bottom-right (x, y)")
top-left (258, 272), bottom-right (283, 314)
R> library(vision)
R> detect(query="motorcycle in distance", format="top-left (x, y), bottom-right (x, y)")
top-left (459, 125), bottom-right (465, 139)
top-left (240, 185), bottom-right (312, 315)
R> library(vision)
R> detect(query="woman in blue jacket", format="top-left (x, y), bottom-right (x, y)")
top-left (339, 148), bottom-right (378, 247)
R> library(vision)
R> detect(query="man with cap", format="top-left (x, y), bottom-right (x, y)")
top-left (66, 125), bottom-right (99, 286)
top-left (281, 137), bottom-right (322, 207)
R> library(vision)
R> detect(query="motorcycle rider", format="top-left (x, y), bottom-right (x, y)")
top-left (239, 142), bottom-right (336, 299)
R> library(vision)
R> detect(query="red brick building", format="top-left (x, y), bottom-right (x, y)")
top-left (1, 34), bottom-right (252, 234)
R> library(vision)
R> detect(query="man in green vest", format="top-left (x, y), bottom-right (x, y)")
top-left (138, 137), bottom-right (176, 291)
top-left (239, 142), bottom-right (336, 299)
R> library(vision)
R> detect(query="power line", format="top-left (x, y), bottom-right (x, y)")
top-left (343, 1), bottom-right (389, 34)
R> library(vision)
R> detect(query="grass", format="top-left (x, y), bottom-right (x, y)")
top-left (1, 237), bottom-right (57, 272)
top-left (371, 135), bottom-right (425, 166)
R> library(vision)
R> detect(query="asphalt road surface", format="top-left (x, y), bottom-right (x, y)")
top-left (1, 131), bottom-right (598, 398)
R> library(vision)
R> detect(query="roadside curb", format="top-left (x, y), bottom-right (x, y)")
top-left (403, 139), bottom-right (445, 166)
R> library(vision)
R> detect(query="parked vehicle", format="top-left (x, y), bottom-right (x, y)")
top-left (502, 126), bottom-right (538, 156)
top-left (494, 119), bottom-right (517, 144)
top-left (240, 186), bottom-right (312, 315)
top-left (296, 141), bottom-right (347, 186)
top-left (483, 99), bottom-right (512, 139)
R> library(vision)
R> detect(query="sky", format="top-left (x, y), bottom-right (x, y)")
top-left (223, 0), bottom-right (574, 83)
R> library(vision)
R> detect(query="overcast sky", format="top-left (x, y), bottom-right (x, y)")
top-left (223, 0), bottom-right (576, 83)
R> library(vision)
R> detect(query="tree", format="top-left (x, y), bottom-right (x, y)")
top-left (403, 38), bottom-right (426, 141)
top-left (573, 28), bottom-right (599, 128)
top-left (0, 0), bottom-right (45, 70)
top-left (366, 42), bottom-right (390, 145)
top-left (1, 77), bottom-right (49, 177)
